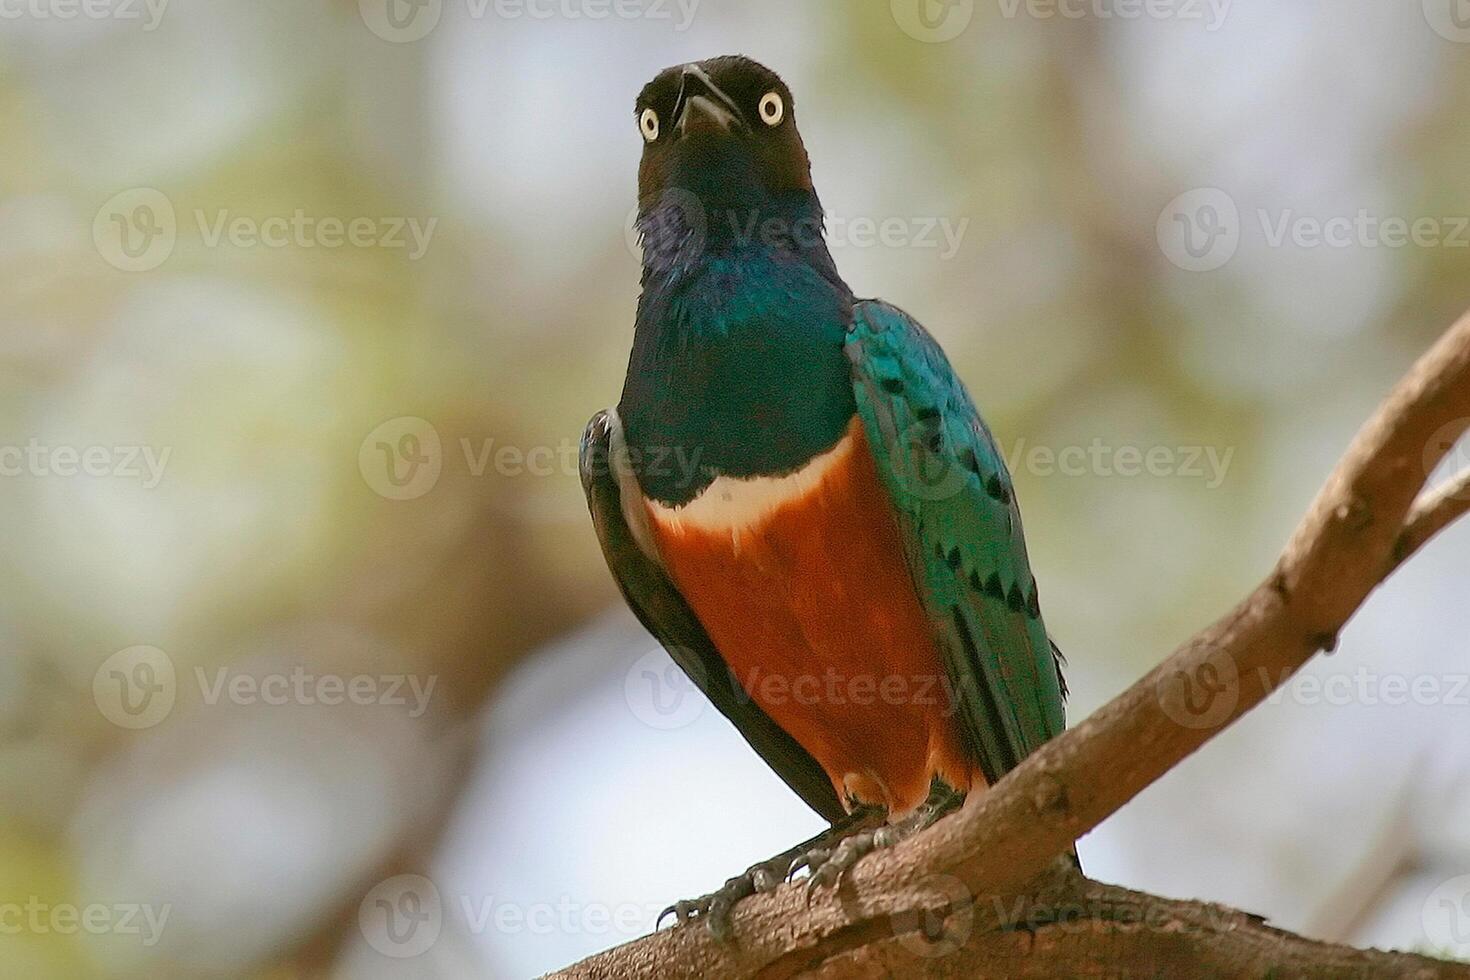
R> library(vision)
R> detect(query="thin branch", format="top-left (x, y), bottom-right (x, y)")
top-left (1392, 467), bottom-right (1470, 572)
top-left (550, 308), bottom-right (1470, 979)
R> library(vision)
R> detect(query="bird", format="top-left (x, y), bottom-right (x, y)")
top-left (580, 54), bottom-right (1068, 940)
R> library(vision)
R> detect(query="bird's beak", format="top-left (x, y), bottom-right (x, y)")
top-left (673, 65), bottom-right (746, 139)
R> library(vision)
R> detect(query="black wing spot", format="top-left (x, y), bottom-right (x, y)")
top-left (983, 572), bottom-right (1005, 600)
top-left (926, 431), bottom-right (944, 453)
top-left (969, 568), bottom-right (983, 591)
top-left (1026, 580), bottom-right (1041, 619)
top-left (959, 447), bottom-right (981, 475)
top-left (946, 546), bottom-right (963, 570)
top-left (985, 474), bottom-right (1011, 504)
top-left (915, 406), bottom-right (940, 423)
top-left (881, 378), bottom-right (905, 394)
top-left (1006, 583), bottom-right (1025, 612)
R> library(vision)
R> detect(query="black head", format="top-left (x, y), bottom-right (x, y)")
top-left (634, 55), bottom-right (815, 218)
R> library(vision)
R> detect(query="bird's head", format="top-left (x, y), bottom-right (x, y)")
top-left (634, 56), bottom-right (825, 268)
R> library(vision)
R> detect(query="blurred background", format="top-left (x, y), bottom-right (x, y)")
top-left (3, 0), bottom-right (1470, 976)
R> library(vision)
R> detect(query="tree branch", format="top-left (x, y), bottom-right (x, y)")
top-left (550, 309), bottom-right (1470, 979)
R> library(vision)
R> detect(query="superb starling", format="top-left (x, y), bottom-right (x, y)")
top-left (581, 55), bottom-right (1067, 938)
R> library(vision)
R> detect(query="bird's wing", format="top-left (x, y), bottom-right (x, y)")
top-left (846, 299), bottom-right (1066, 785)
top-left (579, 408), bottom-right (847, 823)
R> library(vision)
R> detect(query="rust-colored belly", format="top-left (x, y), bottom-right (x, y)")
top-left (647, 418), bottom-right (980, 815)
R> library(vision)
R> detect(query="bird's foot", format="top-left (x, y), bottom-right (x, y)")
top-left (793, 785), bottom-right (964, 899)
top-left (655, 852), bottom-right (789, 942)
top-left (656, 806), bottom-right (883, 942)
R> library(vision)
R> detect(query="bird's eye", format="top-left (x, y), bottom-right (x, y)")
top-left (758, 91), bottom-right (784, 126)
top-left (639, 107), bottom-right (660, 142)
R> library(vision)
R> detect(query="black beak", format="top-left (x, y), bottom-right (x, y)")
top-left (672, 64), bottom-right (746, 138)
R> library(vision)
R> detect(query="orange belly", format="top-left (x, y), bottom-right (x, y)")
top-left (647, 417), bottom-right (980, 815)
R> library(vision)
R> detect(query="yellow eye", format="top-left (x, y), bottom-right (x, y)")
top-left (758, 91), bottom-right (784, 126)
top-left (639, 107), bottom-right (660, 142)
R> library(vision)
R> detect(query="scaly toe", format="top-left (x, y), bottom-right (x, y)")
top-left (805, 832), bottom-right (879, 896)
top-left (788, 846), bottom-right (831, 882)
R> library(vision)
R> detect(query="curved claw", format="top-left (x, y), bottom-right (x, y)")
top-left (803, 874), bottom-right (820, 908)
top-left (789, 845), bottom-right (834, 883)
top-left (657, 897), bottom-right (706, 930)
top-left (656, 905), bottom-right (678, 930)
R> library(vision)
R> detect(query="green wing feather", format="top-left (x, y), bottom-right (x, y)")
top-left (847, 300), bottom-right (1066, 785)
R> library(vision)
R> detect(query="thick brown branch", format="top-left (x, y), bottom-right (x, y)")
top-left (799, 872), bottom-right (1462, 979)
top-left (551, 309), bottom-right (1470, 979)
